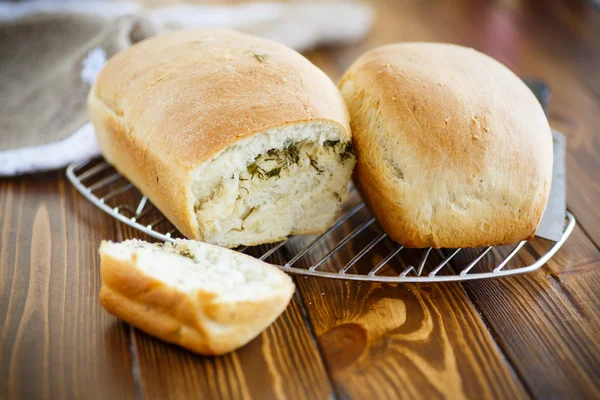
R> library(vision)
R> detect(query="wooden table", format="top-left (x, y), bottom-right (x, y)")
top-left (2, 0), bottom-right (599, 398)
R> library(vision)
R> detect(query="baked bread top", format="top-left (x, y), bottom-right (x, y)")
top-left (340, 43), bottom-right (553, 248)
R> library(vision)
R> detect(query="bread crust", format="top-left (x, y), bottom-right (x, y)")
top-left (340, 43), bottom-right (553, 248)
top-left (99, 246), bottom-right (295, 355)
top-left (89, 28), bottom-right (351, 240)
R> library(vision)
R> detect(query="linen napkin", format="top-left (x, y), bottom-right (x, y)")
top-left (0, 1), bottom-right (373, 176)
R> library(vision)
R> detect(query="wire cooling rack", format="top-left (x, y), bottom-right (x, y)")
top-left (67, 158), bottom-right (575, 283)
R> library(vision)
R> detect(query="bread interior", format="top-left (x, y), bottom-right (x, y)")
top-left (102, 239), bottom-right (290, 302)
top-left (190, 122), bottom-right (355, 247)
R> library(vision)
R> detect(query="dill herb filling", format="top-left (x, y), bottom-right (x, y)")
top-left (193, 139), bottom-right (356, 216)
top-left (179, 249), bottom-right (195, 260)
top-left (243, 140), bottom-right (354, 181)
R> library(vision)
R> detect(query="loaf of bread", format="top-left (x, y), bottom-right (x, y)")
top-left (339, 43), bottom-right (553, 248)
top-left (99, 239), bottom-right (295, 355)
top-left (89, 29), bottom-right (355, 248)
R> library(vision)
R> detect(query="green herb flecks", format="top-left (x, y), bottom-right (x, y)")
top-left (265, 167), bottom-right (282, 179)
top-left (247, 144), bottom-right (301, 181)
top-left (254, 53), bottom-right (268, 63)
top-left (324, 139), bottom-right (354, 163)
top-left (247, 162), bottom-right (266, 180)
top-left (280, 144), bottom-right (299, 168)
top-left (309, 155), bottom-right (323, 175)
top-left (340, 142), bottom-right (355, 162)
top-left (179, 249), bottom-right (195, 260)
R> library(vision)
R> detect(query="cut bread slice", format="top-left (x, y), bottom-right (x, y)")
top-left (189, 126), bottom-right (356, 247)
top-left (99, 239), bottom-right (295, 356)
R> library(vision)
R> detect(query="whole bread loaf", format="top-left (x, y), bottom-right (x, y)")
top-left (89, 29), bottom-right (355, 248)
top-left (339, 43), bottom-right (553, 248)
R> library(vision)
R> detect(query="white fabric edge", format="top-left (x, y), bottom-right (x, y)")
top-left (0, 123), bottom-right (100, 176)
top-left (150, 2), bottom-right (374, 52)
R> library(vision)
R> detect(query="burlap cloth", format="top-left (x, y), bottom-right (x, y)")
top-left (0, 13), bottom-right (157, 151)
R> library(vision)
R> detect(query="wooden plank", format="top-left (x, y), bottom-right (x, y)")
top-left (131, 299), bottom-right (332, 400)
top-left (109, 187), bottom-right (334, 399)
top-left (297, 280), bottom-right (528, 399)
top-left (447, 226), bottom-right (600, 399)
top-left (279, 190), bottom-right (528, 399)
top-left (0, 174), bottom-right (136, 400)
top-left (295, 277), bottom-right (530, 399)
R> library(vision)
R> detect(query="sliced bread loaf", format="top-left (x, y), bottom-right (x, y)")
top-left (99, 239), bottom-right (295, 355)
top-left (89, 29), bottom-right (356, 248)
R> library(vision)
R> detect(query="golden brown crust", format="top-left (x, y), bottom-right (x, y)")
top-left (340, 43), bottom-right (553, 248)
top-left (89, 29), bottom-right (350, 240)
top-left (99, 248), bottom-right (295, 355)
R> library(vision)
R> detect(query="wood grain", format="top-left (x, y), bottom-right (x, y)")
top-left (132, 299), bottom-right (332, 400)
top-left (0, 174), bottom-right (136, 400)
top-left (295, 274), bottom-right (528, 399)
top-left (277, 189), bottom-right (528, 399)
top-left (447, 226), bottom-right (600, 399)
